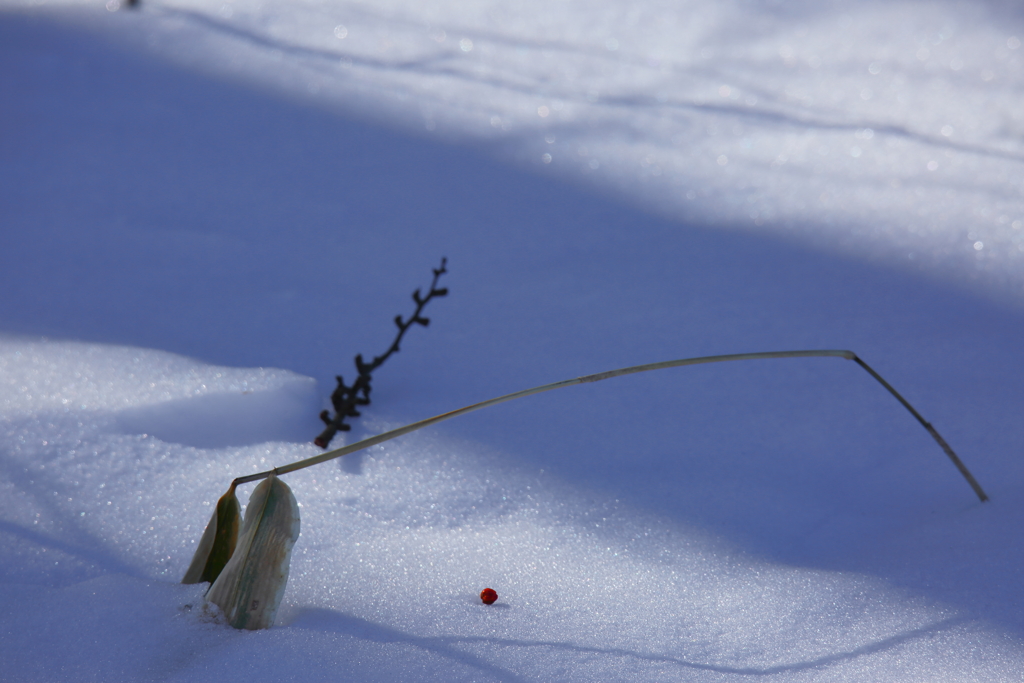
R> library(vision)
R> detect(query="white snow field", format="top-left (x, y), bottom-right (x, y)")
top-left (2, 1), bottom-right (1024, 681)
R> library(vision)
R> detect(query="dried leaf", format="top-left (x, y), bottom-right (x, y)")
top-left (182, 483), bottom-right (240, 585)
top-left (206, 474), bottom-right (300, 630)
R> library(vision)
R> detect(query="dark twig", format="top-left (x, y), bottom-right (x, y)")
top-left (314, 258), bottom-right (449, 449)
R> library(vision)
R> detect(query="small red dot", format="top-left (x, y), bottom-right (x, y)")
top-left (480, 588), bottom-right (498, 605)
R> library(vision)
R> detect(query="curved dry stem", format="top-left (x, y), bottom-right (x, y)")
top-left (234, 349), bottom-right (988, 503)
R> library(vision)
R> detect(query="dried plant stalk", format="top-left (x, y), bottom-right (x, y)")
top-left (315, 257), bottom-right (449, 448)
top-left (236, 350), bottom-right (988, 502)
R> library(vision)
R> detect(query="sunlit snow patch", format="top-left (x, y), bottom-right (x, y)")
top-left (116, 377), bottom-right (319, 448)
top-left (2, 337), bottom-right (1023, 680)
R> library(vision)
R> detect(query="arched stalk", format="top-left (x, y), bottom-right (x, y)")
top-left (234, 350), bottom-right (988, 503)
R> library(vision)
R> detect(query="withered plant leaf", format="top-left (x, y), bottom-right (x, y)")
top-left (205, 474), bottom-right (300, 630)
top-left (182, 483), bottom-right (240, 585)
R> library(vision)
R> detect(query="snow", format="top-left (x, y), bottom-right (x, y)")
top-left (2, 0), bottom-right (1024, 681)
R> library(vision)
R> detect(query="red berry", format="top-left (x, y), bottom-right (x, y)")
top-left (480, 588), bottom-right (498, 605)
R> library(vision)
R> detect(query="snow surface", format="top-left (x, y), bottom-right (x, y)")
top-left (2, 0), bottom-right (1024, 681)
